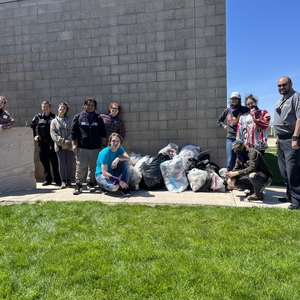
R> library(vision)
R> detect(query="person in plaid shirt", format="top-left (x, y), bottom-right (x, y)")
top-left (100, 102), bottom-right (125, 142)
top-left (0, 96), bottom-right (15, 133)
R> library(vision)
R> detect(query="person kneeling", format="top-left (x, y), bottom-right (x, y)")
top-left (225, 139), bottom-right (273, 200)
top-left (95, 133), bottom-right (131, 196)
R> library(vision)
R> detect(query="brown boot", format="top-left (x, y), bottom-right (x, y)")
top-left (248, 193), bottom-right (264, 201)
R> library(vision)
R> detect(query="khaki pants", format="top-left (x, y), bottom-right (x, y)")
top-left (75, 148), bottom-right (100, 184)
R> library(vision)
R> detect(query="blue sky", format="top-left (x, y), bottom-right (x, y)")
top-left (226, 0), bottom-right (300, 121)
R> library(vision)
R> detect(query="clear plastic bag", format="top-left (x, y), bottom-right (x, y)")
top-left (187, 168), bottom-right (208, 192)
top-left (160, 156), bottom-right (189, 193)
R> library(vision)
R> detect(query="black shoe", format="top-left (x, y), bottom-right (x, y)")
top-left (42, 181), bottom-right (51, 186)
top-left (288, 203), bottom-right (300, 210)
top-left (54, 182), bottom-right (61, 186)
top-left (73, 184), bottom-right (82, 195)
top-left (87, 182), bottom-right (96, 193)
top-left (121, 188), bottom-right (131, 197)
top-left (278, 196), bottom-right (291, 203)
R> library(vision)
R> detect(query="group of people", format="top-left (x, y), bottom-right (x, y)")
top-left (30, 99), bottom-right (131, 196)
top-left (218, 76), bottom-right (300, 210)
top-left (2, 75), bottom-right (300, 209)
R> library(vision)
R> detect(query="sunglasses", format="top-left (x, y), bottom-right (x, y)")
top-left (277, 82), bottom-right (289, 88)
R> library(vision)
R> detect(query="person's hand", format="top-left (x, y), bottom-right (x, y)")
top-left (224, 125), bottom-right (227, 130)
top-left (292, 140), bottom-right (300, 150)
top-left (34, 135), bottom-right (40, 142)
top-left (111, 158), bottom-right (119, 169)
top-left (119, 180), bottom-right (128, 189)
top-left (72, 144), bottom-right (77, 153)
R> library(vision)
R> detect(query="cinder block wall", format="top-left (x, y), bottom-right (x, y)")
top-left (0, 0), bottom-right (227, 179)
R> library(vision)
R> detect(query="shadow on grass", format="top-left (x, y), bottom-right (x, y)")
top-left (264, 152), bottom-right (285, 186)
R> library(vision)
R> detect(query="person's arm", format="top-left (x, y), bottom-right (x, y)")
top-left (0, 110), bottom-right (15, 130)
top-left (292, 118), bottom-right (300, 150)
top-left (120, 120), bottom-right (126, 139)
top-left (50, 119), bottom-right (65, 146)
top-left (101, 163), bottom-right (128, 189)
top-left (217, 109), bottom-right (228, 129)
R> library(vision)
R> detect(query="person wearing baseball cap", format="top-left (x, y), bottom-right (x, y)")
top-left (217, 92), bottom-right (248, 171)
top-left (225, 140), bottom-right (273, 200)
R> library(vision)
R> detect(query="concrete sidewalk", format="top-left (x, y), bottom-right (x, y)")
top-left (0, 182), bottom-right (289, 209)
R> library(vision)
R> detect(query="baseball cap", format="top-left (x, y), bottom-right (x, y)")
top-left (231, 139), bottom-right (244, 150)
top-left (230, 92), bottom-right (241, 99)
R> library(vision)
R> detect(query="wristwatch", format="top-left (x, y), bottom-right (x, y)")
top-left (292, 135), bottom-right (299, 141)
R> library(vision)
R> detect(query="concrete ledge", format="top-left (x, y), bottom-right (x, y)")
top-left (0, 127), bottom-right (36, 194)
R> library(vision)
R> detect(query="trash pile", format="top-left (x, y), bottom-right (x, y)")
top-left (129, 143), bottom-right (225, 193)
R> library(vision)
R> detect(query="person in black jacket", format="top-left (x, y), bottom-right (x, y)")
top-left (225, 139), bottom-right (273, 201)
top-left (30, 101), bottom-right (61, 186)
top-left (217, 92), bottom-right (248, 171)
top-left (70, 98), bottom-right (106, 195)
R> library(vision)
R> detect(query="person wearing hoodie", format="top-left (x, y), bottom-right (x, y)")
top-left (225, 139), bottom-right (273, 201)
top-left (100, 102), bottom-right (125, 142)
top-left (237, 94), bottom-right (271, 155)
top-left (218, 92), bottom-right (248, 170)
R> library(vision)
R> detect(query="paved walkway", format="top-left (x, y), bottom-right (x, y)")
top-left (2, 138), bottom-right (284, 208)
top-left (0, 182), bottom-right (289, 209)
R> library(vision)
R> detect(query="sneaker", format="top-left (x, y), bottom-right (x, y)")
top-left (121, 188), bottom-right (131, 197)
top-left (87, 182), bottom-right (96, 193)
top-left (60, 182), bottom-right (67, 189)
top-left (288, 203), bottom-right (300, 210)
top-left (42, 181), bottom-right (51, 186)
top-left (73, 184), bottom-right (82, 195)
top-left (244, 189), bottom-right (254, 197)
top-left (278, 196), bottom-right (291, 203)
top-left (248, 193), bottom-right (264, 201)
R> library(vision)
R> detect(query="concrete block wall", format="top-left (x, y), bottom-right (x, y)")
top-left (0, 0), bottom-right (227, 179)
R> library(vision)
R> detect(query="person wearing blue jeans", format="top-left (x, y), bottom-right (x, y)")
top-left (95, 132), bottom-right (131, 196)
top-left (218, 92), bottom-right (248, 171)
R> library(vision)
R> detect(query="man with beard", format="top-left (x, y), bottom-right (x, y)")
top-left (225, 139), bottom-right (273, 201)
top-left (218, 92), bottom-right (248, 171)
top-left (274, 76), bottom-right (300, 209)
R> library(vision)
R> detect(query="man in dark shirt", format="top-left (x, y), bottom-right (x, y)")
top-left (70, 98), bottom-right (106, 195)
top-left (225, 139), bottom-right (273, 201)
top-left (30, 101), bottom-right (61, 186)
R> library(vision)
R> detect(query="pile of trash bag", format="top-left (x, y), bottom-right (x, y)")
top-left (128, 143), bottom-right (225, 193)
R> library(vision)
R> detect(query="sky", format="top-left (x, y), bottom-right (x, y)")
top-left (226, 0), bottom-right (300, 122)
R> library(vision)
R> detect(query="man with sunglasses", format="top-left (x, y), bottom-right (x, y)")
top-left (274, 76), bottom-right (300, 209)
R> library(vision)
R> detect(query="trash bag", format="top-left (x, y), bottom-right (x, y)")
top-left (140, 153), bottom-right (170, 190)
top-left (158, 143), bottom-right (179, 158)
top-left (129, 165), bottom-right (142, 188)
top-left (160, 156), bottom-right (189, 193)
top-left (187, 168), bottom-right (209, 192)
top-left (129, 152), bottom-right (142, 166)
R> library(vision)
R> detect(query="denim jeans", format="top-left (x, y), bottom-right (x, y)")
top-left (96, 161), bottom-right (130, 192)
top-left (226, 138), bottom-right (236, 171)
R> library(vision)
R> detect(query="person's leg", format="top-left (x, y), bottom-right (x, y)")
top-left (75, 148), bottom-right (88, 185)
top-left (280, 140), bottom-right (300, 208)
top-left (248, 172), bottom-right (267, 195)
top-left (112, 161), bottom-right (130, 184)
top-left (39, 143), bottom-right (52, 183)
top-left (232, 176), bottom-right (253, 191)
top-left (49, 147), bottom-right (61, 185)
top-left (87, 149), bottom-right (100, 184)
top-left (56, 150), bottom-right (65, 182)
top-left (95, 174), bottom-right (118, 192)
top-left (65, 150), bottom-right (74, 185)
top-left (226, 138), bottom-right (236, 171)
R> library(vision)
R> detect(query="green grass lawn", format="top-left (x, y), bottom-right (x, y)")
top-left (1, 202), bottom-right (300, 299)
top-left (264, 146), bottom-right (285, 186)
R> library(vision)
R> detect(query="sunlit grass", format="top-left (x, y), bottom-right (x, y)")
top-left (1, 202), bottom-right (300, 299)
top-left (264, 146), bottom-right (284, 186)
